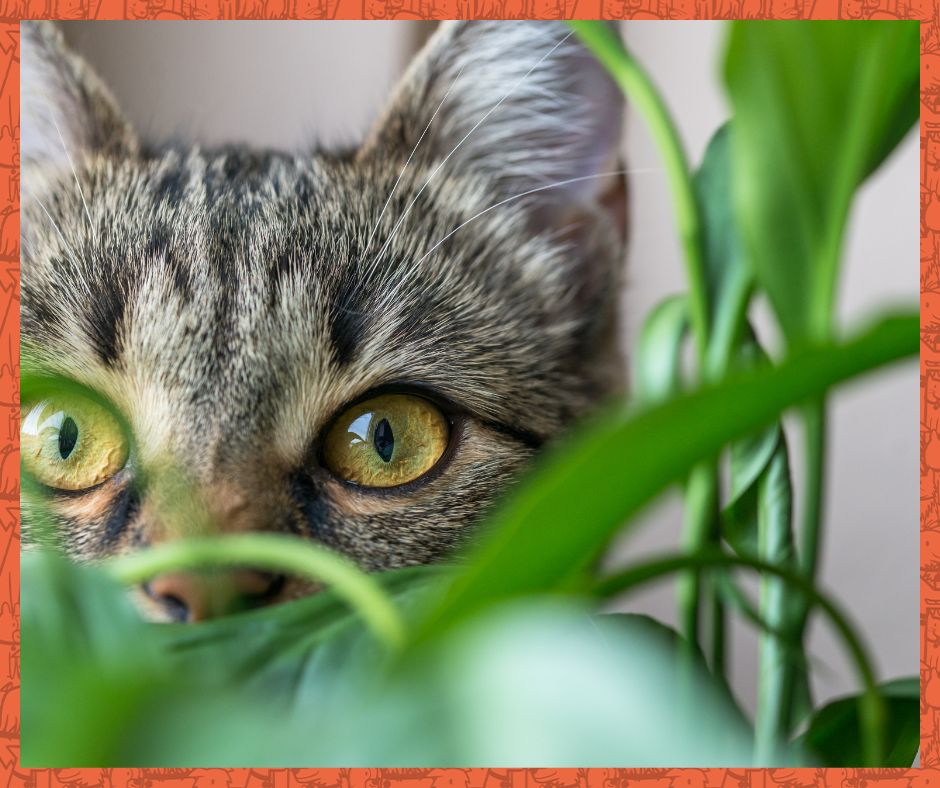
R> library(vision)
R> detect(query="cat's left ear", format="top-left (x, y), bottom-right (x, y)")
top-left (20, 22), bottom-right (138, 172)
top-left (361, 21), bottom-right (625, 237)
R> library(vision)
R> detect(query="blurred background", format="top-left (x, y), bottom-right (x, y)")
top-left (57, 20), bottom-right (918, 717)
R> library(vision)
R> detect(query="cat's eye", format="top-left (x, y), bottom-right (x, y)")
top-left (21, 394), bottom-right (129, 491)
top-left (322, 393), bottom-right (450, 488)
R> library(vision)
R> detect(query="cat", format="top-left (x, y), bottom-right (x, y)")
top-left (19, 20), bottom-right (628, 621)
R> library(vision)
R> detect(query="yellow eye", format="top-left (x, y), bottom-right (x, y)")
top-left (322, 393), bottom-right (450, 488)
top-left (21, 394), bottom-right (129, 491)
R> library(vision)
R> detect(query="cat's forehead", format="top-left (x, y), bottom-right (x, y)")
top-left (21, 147), bottom-right (582, 467)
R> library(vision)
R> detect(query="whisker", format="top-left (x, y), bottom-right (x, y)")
top-left (50, 112), bottom-right (96, 243)
top-left (415, 167), bottom-right (657, 267)
top-left (22, 187), bottom-right (93, 299)
top-left (367, 28), bottom-right (575, 274)
top-left (24, 189), bottom-right (73, 258)
top-left (374, 167), bottom-right (660, 313)
top-left (361, 65), bottom-right (466, 262)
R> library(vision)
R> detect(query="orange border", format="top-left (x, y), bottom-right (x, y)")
top-left (1, 7), bottom-right (929, 787)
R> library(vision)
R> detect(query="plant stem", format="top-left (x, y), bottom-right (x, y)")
top-left (798, 398), bottom-right (827, 583)
top-left (568, 21), bottom-right (708, 356)
top-left (678, 463), bottom-right (719, 658)
top-left (568, 21), bottom-right (725, 679)
top-left (106, 533), bottom-right (408, 651)
top-left (594, 549), bottom-right (885, 766)
top-left (708, 575), bottom-right (727, 677)
top-left (775, 397), bottom-right (827, 731)
top-left (754, 442), bottom-right (798, 764)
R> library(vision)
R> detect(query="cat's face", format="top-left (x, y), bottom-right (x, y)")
top-left (20, 21), bottom-right (626, 620)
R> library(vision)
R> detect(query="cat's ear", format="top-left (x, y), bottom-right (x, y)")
top-left (361, 21), bottom-right (625, 224)
top-left (20, 21), bottom-right (138, 171)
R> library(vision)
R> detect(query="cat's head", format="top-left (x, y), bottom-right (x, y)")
top-left (20, 21), bottom-right (627, 620)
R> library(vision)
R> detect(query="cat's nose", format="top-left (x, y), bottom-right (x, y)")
top-left (143, 569), bottom-right (285, 622)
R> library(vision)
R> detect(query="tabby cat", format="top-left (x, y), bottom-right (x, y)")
top-left (20, 20), bottom-right (627, 621)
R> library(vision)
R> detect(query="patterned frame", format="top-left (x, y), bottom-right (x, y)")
top-left (0, 3), bottom-right (931, 786)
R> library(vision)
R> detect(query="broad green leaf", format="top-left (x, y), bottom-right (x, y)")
top-left (24, 551), bottom-right (765, 765)
top-left (21, 553), bottom-right (440, 765)
top-left (724, 21), bottom-right (919, 341)
top-left (412, 313), bottom-right (916, 641)
top-left (21, 553), bottom-right (171, 766)
top-left (407, 602), bottom-right (757, 765)
top-left (799, 678), bottom-right (919, 767)
top-left (632, 294), bottom-right (689, 404)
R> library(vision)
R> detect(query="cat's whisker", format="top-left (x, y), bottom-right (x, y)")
top-left (375, 167), bottom-right (660, 310)
top-left (367, 28), bottom-right (574, 275)
top-left (23, 187), bottom-right (84, 270)
top-left (361, 65), bottom-right (466, 262)
top-left (50, 110), bottom-right (97, 243)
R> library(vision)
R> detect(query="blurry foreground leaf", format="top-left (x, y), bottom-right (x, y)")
top-left (23, 552), bottom-right (766, 765)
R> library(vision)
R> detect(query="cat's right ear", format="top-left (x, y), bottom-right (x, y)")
top-left (359, 21), bottom-right (624, 215)
top-left (20, 22), bottom-right (138, 172)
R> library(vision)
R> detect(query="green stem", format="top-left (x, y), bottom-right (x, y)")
top-left (595, 550), bottom-right (884, 766)
top-left (106, 533), bottom-right (407, 651)
top-left (755, 442), bottom-right (798, 763)
top-left (568, 22), bottom-right (725, 680)
top-left (708, 574), bottom-right (727, 678)
top-left (772, 397), bottom-right (827, 737)
top-left (798, 399), bottom-right (827, 583)
top-left (678, 463), bottom-right (719, 659)
top-left (569, 21), bottom-right (708, 357)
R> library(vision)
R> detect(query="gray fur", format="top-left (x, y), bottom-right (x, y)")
top-left (20, 21), bottom-right (627, 613)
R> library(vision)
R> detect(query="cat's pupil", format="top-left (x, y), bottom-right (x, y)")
top-left (58, 416), bottom-right (78, 460)
top-left (374, 418), bottom-right (394, 463)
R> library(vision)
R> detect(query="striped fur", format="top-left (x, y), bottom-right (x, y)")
top-left (20, 21), bottom-right (627, 613)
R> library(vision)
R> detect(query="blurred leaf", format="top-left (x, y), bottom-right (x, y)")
top-left (722, 424), bottom-right (781, 556)
top-left (392, 602), bottom-right (758, 765)
top-left (754, 438), bottom-right (807, 757)
top-left (633, 294), bottom-right (689, 404)
top-left (23, 552), bottom-right (768, 765)
top-left (21, 553), bottom-right (169, 766)
top-left (720, 334), bottom-right (785, 557)
top-left (594, 548), bottom-right (887, 765)
top-left (693, 122), bottom-right (752, 367)
top-left (21, 552), bottom-right (441, 766)
top-left (724, 21), bottom-right (919, 341)
top-left (413, 313), bottom-right (916, 642)
top-left (799, 678), bottom-right (919, 767)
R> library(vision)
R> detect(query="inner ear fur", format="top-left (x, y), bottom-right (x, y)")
top-left (21, 21), bottom-right (138, 172)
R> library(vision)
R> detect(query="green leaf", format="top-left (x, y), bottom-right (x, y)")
top-left (632, 294), bottom-right (689, 404)
top-left (21, 551), bottom-right (441, 766)
top-left (693, 122), bottom-right (752, 370)
top-left (412, 313), bottom-right (916, 642)
top-left (24, 551), bottom-right (765, 765)
top-left (724, 21), bottom-right (919, 341)
top-left (799, 678), bottom-right (919, 767)
top-left (393, 602), bottom-right (757, 765)
top-left (722, 421), bottom-right (782, 556)
top-left (594, 549), bottom-right (888, 766)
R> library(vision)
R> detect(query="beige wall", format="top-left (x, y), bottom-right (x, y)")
top-left (58, 20), bottom-right (919, 715)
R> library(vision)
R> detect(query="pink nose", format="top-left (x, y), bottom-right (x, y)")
top-left (144, 569), bottom-right (284, 622)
